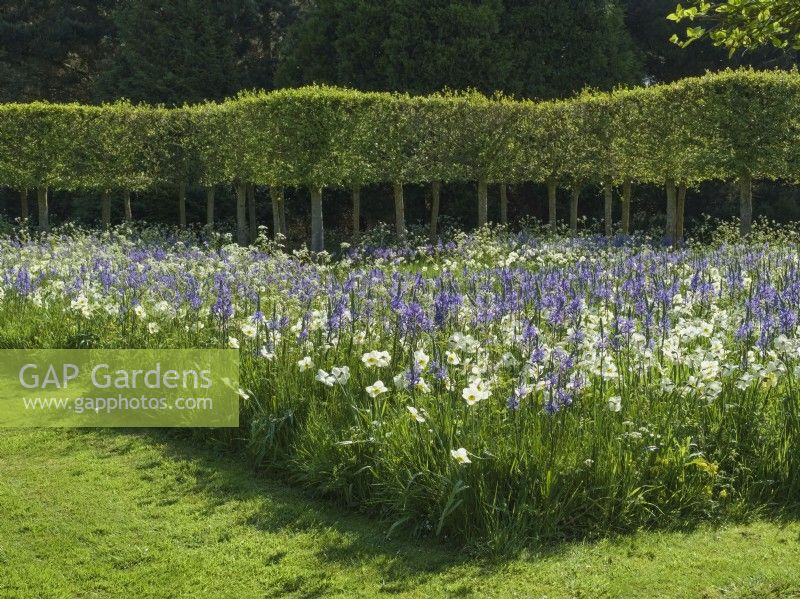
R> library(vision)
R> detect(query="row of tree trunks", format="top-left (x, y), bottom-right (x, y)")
top-left (230, 183), bottom-right (292, 245)
top-left (17, 178), bottom-right (757, 247)
top-left (100, 190), bottom-right (137, 229)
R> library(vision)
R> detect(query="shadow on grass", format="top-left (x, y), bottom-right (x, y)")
top-left (93, 427), bottom-right (483, 593)
top-left (94, 427), bottom-right (800, 593)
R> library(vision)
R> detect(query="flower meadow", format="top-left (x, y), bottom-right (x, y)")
top-left (2, 224), bottom-right (800, 550)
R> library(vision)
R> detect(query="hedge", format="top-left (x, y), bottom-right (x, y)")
top-left (0, 68), bottom-right (798, 243)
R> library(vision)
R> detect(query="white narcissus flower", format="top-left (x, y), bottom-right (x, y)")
top-left (600, 361), bottom-right (618, 380)
top-left (228, 336), bottom-right (240, 349)
top-left (241, 323), bottom-right (257, 338)
top-left (406, 405), bottom-right (426, 423)
top-left (462, 385), bottom-right (489, 406)
top-left (415, 378), bottom-right (431, 394)
top-left (361, 350), bottom-right (391, 368)
top-left (148, 322), bottom-right (160, 335)
top-left (331, 366), bottom-right (350, 384)
top-left (259, 346), bottom-right (275, 360)
top-left (450, 447), bottom-right (471, 464)
top-left (413, 349), bottom-right (430, 369)
top-left (607, 395), bottom-right (622, 412)
top-left (366, 380), bottom-right (388, 398)
top-left (297, 356), bottom-right (313, 372)
top-left (315, 369), bottom-right (336, 387)
top-left (445, 350), bottom-right (461, 366)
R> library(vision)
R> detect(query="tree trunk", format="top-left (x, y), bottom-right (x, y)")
top-left (430, 181), bottom-right (441, 243)
top-left (569, 186), bottom-right (580, 235)
top-left (101, 190), bottom-right (111, 229)
top-left (20, 189), bottom-right (28, 221)
top-left (477, 179), bottom-right (488, 227)
top-left (352, 185), bottom-right (361, 242)
top-left (235, 182), bottom-right (248, 246)
top-left (665, 179), bottom-right (677, 245)
top-left (205, 187), bottom-right (214, 227)
top-left (123, 190), bottom-right (132, 221)
top-left (278, 190), bottom-right (287, 237)
top-left (393, 181), bottom-right (406, 238)
top-left (310, 187), bottom-right (324, 252)
top-left (178, 181), bottom-right (187, 227)
top-left (604, 179), bottom-right (613, 236)
top-left (739, 173), bottom-right (752, 238)
top-left (676, 183), bottom-right (686, 243)
top-left (499, 183), bottom-right (508, 225)
top-left (547, 179), bottom-right (557, 231)
top-left (37, 186), bottom-right (49, 233)
top-left (248, 183), bottom-right (257, 242)
top-left (621, 180), bottom-right (632, 235)
top-left (270, 187), bottom-right (283, 239)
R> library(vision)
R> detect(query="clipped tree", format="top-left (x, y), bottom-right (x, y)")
top-left (0, 102), bottom-right (86, 231)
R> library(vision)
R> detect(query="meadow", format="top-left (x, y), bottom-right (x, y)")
top-left (2, 220), bottom-right (800, 552)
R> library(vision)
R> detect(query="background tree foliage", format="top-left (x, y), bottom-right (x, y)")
top-left (669, 0), bottom-right (800, 54)
top-left (0, 0), bottom-right (799, 237)
top-left (277, 0), bottom-right (642, 98)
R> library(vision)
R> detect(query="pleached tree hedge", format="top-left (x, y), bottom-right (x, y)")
top-left (0, 69), bottom-right (798, 243)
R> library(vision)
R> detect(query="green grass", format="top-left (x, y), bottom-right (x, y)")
top-left (2, 429), bottom-right (800, 598)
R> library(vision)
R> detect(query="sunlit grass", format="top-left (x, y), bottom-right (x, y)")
top-left (2, 428), bottom-right (800, 598)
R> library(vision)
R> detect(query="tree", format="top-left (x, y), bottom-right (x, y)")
top-left (276, 0), bottom-right (642, 98)
top-left (276, 0), bottom-right (508, 95)
top-left (501, 0), bottom-right (643, 98)
top-left (219, 0), bottom-right (298, 92)
top-left (96, 0), bottom-right (237, 105)
top-left (624, 0), bottom-right (797, 84)
top-left (669, 0), bottom-right (800, 54)
top-left (0, 1), bottom-right (114, 102)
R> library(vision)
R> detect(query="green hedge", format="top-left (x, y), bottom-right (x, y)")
top-left (1, 67), bottom-right (798, 201)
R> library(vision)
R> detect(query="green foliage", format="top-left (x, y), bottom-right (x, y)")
top-left (0, 102), bottom-right (87, 189)
top-left (669, 0), bottom-right (800, 55)
top-left (277, 0), bottom-right (642, 99)
top-left (4, 429), bottom-right (800, 594)
top-left (96, 0), bottom-right (237, 105)
top-left (0, 69), bottom-right (798, 195)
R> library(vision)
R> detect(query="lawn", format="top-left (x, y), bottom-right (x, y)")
top-left (2, 428), bottom-right (799, 598)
